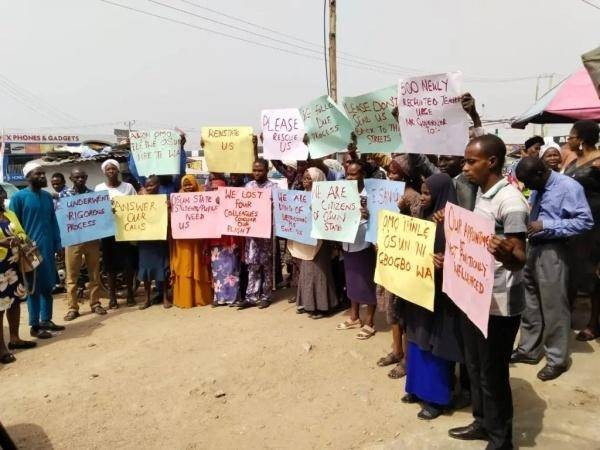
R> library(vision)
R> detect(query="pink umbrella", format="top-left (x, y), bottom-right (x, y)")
top-left (511, 68), bottom-right (600, 128)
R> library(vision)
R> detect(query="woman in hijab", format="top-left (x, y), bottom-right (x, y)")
top-left (170, 175), bottom-right (213, 308)
top-left (95, 159), bottom-right (138, 308)
top-left (402, 173), bottom-right (464, 420)
top-left (293, 167), bottom-right (340, 318)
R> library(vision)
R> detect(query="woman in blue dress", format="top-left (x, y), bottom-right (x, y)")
top-left (402, 173), bottom-right (464, 420)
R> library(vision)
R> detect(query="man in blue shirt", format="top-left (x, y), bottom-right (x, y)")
top-left (512, 157), bottom-right (594, 381)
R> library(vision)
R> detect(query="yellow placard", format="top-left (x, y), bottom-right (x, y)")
top-left (374, 210), bottom-right (436, 311)
top-left (201, 126), bottom-right (254, 173)
top-left (113, 194), bottom-right (168, 241)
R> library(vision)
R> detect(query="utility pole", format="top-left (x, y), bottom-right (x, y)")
top-left (328, 0), bottom-right (337, 102)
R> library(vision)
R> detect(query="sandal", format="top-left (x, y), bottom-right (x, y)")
top-left (64, 310), bottom-right (80, 321)
top-left (0, 353), bottom-right (16, 364)
top-left (355, 325), bottom-right (376, 340)
top-left (388, 362), bottom-right (407, 379)
top-left (377, 352), bottom-right (402, 367)
top-left (92, 305), bottom-right (107, 315)
top-left (336, 318), bottom-right (362, 330)
top-left (576, 327), bottom-right (599, 341)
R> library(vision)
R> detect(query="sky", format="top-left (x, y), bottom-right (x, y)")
top-left (0, 0), bottom-right (598, 148)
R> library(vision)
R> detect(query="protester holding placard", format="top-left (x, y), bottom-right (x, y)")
top-left (445, 135), bottom-right (528, 449)
top-left (208, 177), bottom-right (244, 307)
top-left (95, 159), bottom-right (138, 309)
top-left (335, 161), bottom-right (377, 340)
top-left (60, 168), bottom-right (106, 321)
top-left (402, 174), bottom-right (464, 421)
top-left (10, 162), bottom-right (64, 339)
top-left (171, 175), bottom-right (213, 308)
top-left (137, 176), bottom-right (172, 310)
top-left (238, 159), bottom-right (276, 310)
top-left (293, 167), bottom-right (339, 318)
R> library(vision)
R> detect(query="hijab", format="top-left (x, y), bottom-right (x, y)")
top-left (180, 174), bottom-right (200, 193)
top-left (421, 173), bottom-right (457, 253)
top-left (101, 159), bottom-right (120, 174)
top-left (307, 167), bottom-right (326, 182)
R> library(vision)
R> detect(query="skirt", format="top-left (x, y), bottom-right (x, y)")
top-left (296, 242), bottom-right (339, 313)
top-left (342, 247), bottom-right (377, 305)
top-left (137, 241), bottom-right (169, 282)
top-left (405, 342), bottom-right (453, 406)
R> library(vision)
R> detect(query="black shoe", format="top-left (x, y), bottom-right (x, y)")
top-left (30, 327), bottom-right (53, 339)
top-left (39, 320), bottom-right (65, 331)
top-left (537, 364), bottom-right (567, 381)
top-left (8, 340), bottom-right (37, 350)
top-left (258, 300), bottom-right (271, 309)
top-left (417, 404), bottom-right (443, 420)
top-left (510, 351), bottom-right (540, 365)
top-left (401, 393), bottom-right (419, 404)
top-left (448, 422), bottom-right (488, 441)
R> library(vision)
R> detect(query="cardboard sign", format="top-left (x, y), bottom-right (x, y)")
top-left (300, 95), bottom-right (353, 159)
top-left (374, 211), bottom-right (436, 311)
top-left (201, 126), bottom-right (254, 173)
top-left (170, 192), bottom-right (222, 239)
top-left (398, 72), bottom-right (468, 156)
top-left (261, 109), bottom-right (309, 160)
top-left (273, 188), bottom-right (316, 245)
top-left (364, 179), bottom-right (405, 244)
top-left (55, 190), bottom-right (115, 247)
top-left (129, 130), bottom-right (181, 176)
top-left (442, 203), bottom-right (495, 337)
top-left (342, 85), bottom-right (402, 153)
top-left (310, 180), bottom-right (361, 243)
top-left (219, 187), bottom-right (272, 238)
top-left (113, 194), bottom-right (168, 241)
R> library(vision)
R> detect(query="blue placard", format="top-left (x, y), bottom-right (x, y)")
top-left (273, 188), bottom-right (317, 246)
top-left (364, 178), bottom-right (405, 244)
top-left (55, 190), bottom-right (116, 247)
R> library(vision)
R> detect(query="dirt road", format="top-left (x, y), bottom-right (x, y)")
top-left (2, 290), bottom-right (599, 449)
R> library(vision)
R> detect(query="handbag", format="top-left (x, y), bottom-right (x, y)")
top-left (16, 238), bottom-right (43, 296)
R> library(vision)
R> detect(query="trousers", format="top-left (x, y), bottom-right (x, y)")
top-left (26, 288), bottom-right (54, 326)
top-left (516, 242), bottom-right (570, 367)
top-left (66, 241), bottom-right (101, 312)
top-left (462, 312), bottom-right (520, 450)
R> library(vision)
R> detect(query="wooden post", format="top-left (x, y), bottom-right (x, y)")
top-left (328, 0), bottom-right (337, 102)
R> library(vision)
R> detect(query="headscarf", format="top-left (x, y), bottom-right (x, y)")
top-left (22, 160), bottom-right (42, 177)
top-left (306, 167), bottom-right (326, 182)
top-left (179, 174), bottom-right (200, 193)
top-left (101, 159), bottom-right (120, 174)
top-left (421, 173), bottom-right (457, 253)
top-left (539, 144), bottom-right (560, 159)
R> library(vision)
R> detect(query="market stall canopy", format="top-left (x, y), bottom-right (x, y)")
top-left (511, 68), bottom-right (600, 129)
top-left (582, 46), bottom-right (600, 99)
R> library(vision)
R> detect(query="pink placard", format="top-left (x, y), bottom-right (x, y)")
top-left (442, 203), bottom-right (495, 337)
top-left (170, 192), bottom-right (222, 239)
top-left (219, 187), bottom-right (272, 238)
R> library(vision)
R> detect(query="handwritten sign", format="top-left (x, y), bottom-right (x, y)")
top-left (261, 109), bottom-right (308, 161)
top-left (273, 188), bottom-right (316, 245)
top-left (219, 187), bottom-right (272, 238)
top-left (201, 126), bottom-right (254, 173)
top-left (113, 194), bottom-right (168, 241)
top-left (398, 72), bottom-right (468, 156)
top-left (170, 192), bottom-right (222, 239)
top-left (55, 191), bottom-right (115, 247)
top-left (374, 211), bottom-right (436, 311)
top-left (300, 95), bottom-right (353, 159)
top-left (310, 180), bottom-right (361, 243)
top-left (442, 203), bottom-right (495, 337)
top-left (364, 179), bottom-right (405, 244)
top-left (343, 85), bottom-right (401, 153)
top-left (129, 130), bottom-right (181, 176)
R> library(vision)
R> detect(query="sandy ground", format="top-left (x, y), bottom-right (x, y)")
top-left (1, 288), bottom-right (600, 450)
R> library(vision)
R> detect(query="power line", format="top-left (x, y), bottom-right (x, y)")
top-left (580, 0), bottom-right (600, 10)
